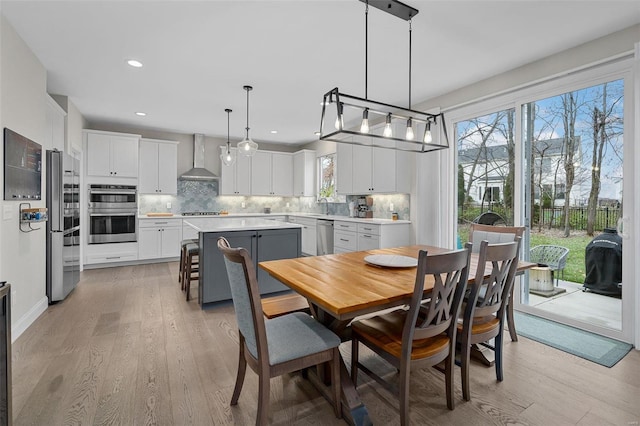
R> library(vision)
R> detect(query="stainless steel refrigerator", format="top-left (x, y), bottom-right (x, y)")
top-left (46, 150), bottom-right (80, 303)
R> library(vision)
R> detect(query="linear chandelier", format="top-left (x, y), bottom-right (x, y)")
top-left (319, 0), bottom-right (449, 153)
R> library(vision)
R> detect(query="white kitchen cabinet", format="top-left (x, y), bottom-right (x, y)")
top-left (288, 216), bottom-right (317, 255)
top-left (334, 220), bottom-right (410, 253)
top-left (220, 147), bottom-right (251, 195)
top-left (138, 218), bottom-right (182, 259)
top-left (250, 151), bottom-right (293, 196)
top-left (336, 144), bottom-right (353, 194)
top-left (85, 130), bottom-right (139, 178)
top-left (45, 95), bottom-right (66, 151)
top-left (293, 150), bottom-right (316, 197)
top-left (139, 139), bottom-right (178, 194)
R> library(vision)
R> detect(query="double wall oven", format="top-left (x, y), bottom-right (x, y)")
top-left (88, 184), bottom-right (137, 244)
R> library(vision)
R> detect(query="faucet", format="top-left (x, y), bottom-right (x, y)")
top-left (318, 197), bottom-right (329, 215)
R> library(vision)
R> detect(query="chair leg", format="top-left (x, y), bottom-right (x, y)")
top-left (495, 331), bottom-right (504, 382)
top-left (445, 350), bottom-right (454, 410)
top-left (185, 253), bottom-right (192, 301)
top-left (461, 337), bottom-right (472, 401)
top-left (507, 290), bottom-right (518, 342)
top-left (257, 372), bottom-right (270, 426)
top-left (231, 340), bottom-right (247, 406)
top-left (178, 244), bottom-right (185, 285)
top-left (350, 338), bottom-right (359, 387)
top-left (398, 364), bottom-right (410, 426)
top-left (331, 347), bottom-right (342, 419)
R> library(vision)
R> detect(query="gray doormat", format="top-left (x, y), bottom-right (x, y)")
top-left (514, 311), bottom-right (633, 367)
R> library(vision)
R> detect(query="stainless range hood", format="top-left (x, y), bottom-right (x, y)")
top-left (180, 133), bottom-right (218, 181)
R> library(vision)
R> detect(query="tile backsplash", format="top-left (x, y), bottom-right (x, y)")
top-left (139, 180), bottom-right (410, 220)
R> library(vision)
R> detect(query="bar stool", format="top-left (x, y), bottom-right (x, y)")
top-left (178, 239), bottom-right (197, 287)
top-left (183, 242), bottom-right (200, 302)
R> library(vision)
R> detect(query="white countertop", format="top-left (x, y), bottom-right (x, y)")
top-left (183, 217), bottom-right (303, 232)
top-left (139, 212), bottom-right (410, 225)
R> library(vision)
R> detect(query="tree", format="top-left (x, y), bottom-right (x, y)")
top-left (561, 92), bottom-right (579, 237)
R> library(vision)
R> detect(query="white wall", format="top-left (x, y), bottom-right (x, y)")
top-left (0, 15), bottom-right (50, 339)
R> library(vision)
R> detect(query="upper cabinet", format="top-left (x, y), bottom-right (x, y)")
top-left (45, 95), bottom-right (66, 151)
top-left (139, 138), bottom-right (179, 194)
top-left (220, 147), bottom-right (251, 195)
top-left (337, 143), bottom-right (410, 194)
top-left (293, 150), bottom-right (316, 197)
top-left (85, 130), bottom-right (139, 178)
top-left (250, 151), bottom-right (293, 196)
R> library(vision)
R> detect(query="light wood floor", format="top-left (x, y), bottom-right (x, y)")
top-left (12, 262), bottom-right (640, 425)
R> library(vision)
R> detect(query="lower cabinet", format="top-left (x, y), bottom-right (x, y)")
top-left (199, 228), bottom-right (301, 305)
top-left (334, 221), bottom-right (410, 253)
top-left (138, 218), bottom-right (182, 260)
top-left (287, 216), bottom-right (317, 255)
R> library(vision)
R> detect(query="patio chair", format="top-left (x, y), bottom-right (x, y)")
top-left (530, 245), bottom-right (569, 286)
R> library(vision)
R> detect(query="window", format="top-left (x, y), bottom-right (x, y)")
top-left (318, 153), bottom-right (336, 200)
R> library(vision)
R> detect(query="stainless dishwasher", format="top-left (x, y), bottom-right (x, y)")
top-left (316, 219), bottom-right (334, 255)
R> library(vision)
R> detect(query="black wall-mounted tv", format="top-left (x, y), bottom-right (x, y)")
top-left (4, 128), bottom-right (42, 201)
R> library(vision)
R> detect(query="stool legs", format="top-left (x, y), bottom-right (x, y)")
top-left (184, 251), bottom-right (199, 302)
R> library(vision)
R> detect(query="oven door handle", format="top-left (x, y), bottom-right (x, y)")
top-left (89, 189), bottom-right (137, 194)
top-left (89, 212), bottom-right (137, 217)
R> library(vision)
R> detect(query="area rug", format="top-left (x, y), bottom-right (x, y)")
top-left (514, 311), bottom-right (633, 367)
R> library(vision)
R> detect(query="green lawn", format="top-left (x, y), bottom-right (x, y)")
top-left (458, 226), bottom-right (590, 284)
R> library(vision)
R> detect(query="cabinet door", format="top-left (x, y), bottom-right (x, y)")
top-left (257, 229), bottom-right (301, 294)
top-left (157, 143), bottom-right (178, 194)
top-left (161, 227), bottom-right (182, 258)
top-left (293, 151), bottom-right (305, 196)
top-left (138, 141), bottom-right (159, 193)
top-left (301, 224), bottom-right (317, 256)
top-left (86, 133), bottom-right (112, 177)
top-left (236, 153), bottom-right (252, 195)
top-left (271, 153), bottom-right (293, 196)
top-left (352, 145), bottom-right (372, 193)
top-left (336, 143), bottom-right (353, 194)
top-left (138, 227), bottom-right (161, 259)
top-left (110, 136), bottom-right (139, 177)
top-left (372, 147), bottom-right (396, 193)
top-left (251, 151), bottom-right (272, 195)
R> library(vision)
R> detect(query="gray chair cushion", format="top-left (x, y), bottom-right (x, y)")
top-left (261, 312), bottom-right (340, 365)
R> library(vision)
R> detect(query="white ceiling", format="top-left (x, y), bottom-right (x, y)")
top-left (3, 1), bottom-right (639, 146)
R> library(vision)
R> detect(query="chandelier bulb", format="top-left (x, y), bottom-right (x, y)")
top-left (423, 122), bottom-right (433, 143)
top-left (334, 102), bottom-right (344, 130)
top-left (406, 118), bottom-right (414, 140)
top-left (383, 113), bottom-right (393, 137)
top-left (360, 109), bottom-right (370, 133)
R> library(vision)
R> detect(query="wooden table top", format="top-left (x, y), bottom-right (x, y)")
top-left (259, 245), bottom-right (537, 321)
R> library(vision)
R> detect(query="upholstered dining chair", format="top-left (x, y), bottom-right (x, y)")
top-left (458, 238), bottom-right (521, 401)
top-left (350, 246), bottom-right (471, 425)
top-left (468, 223), bottom-right (525, 341)
top-left (217, 237), bottom-right (342, 425)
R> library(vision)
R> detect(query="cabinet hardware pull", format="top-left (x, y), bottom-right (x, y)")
top-left (340, 238), bottom-right (349, 242)
top-left (106, 256), bottom-right (121, 260)
top-left (363, 235), bottom-right (371, 238)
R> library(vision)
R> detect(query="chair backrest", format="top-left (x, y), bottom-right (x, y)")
top-left (217, 237), bottom-right (268, 363)
top-left (403, 245), bottom-right (472, 350)
top-left (530, 245), bottom-right (569, 270)
top-left (468, 224), bottom-right (525, 254)
top-left (466, 238), bottom-right (521, 321)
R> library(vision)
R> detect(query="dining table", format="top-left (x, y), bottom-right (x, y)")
top-left (259, 245), bottom-right (537, 426)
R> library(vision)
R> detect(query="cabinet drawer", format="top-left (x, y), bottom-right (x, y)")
top-left (357, 233), bottom-right (380, 251)
top-left (357, 223), bottom-right (380, 235)
top-left (86, 252), bottom-right (138, 264)
top-left (334, 221), bottom-right (357, 232)
top-left (139, 218), bottom-right (182, 228)
top-left (334, 230), bottom-right (357, 251)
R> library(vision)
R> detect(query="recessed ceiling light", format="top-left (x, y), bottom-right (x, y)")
top-left (127, 59), bottom-right (143, 68)
top-left (270, 130), bottom-right (278, 134)
top-left (135, 112), bottom-right (147, 116)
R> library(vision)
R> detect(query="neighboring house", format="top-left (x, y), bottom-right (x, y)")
top-left (459, 137), bottom-right (585, 207)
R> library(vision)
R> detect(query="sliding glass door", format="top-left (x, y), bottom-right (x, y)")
top-left (453, 60), bottom-right (634, 342)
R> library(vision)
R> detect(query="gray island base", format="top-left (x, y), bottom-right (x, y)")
top-left (183, 218), bottom-right (302, 307)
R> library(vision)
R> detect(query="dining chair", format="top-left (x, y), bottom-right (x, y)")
top-left (217, 237), bottom-right (341, 425)
top-left (350, 245), bottom-right (471, 425)
top-left (458, 238), bottom-right (521, 401)
top-left (468, 223), bottom-right (525, 342)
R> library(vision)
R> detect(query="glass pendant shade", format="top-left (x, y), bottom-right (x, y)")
top-left (238, 85), bottom-right (258, 157)
top-left (220, 108), bottom-right (237, 166)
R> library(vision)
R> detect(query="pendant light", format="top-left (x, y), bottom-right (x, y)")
top-left (220, 108), bottom-right (236, 166)
top-left (237, 85), bottom-right (258, 156)
top-left (318, 0), bottom-right (450, 153)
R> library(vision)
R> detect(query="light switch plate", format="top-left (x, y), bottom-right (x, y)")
top-left (389, 203), bottom-right (394, 212)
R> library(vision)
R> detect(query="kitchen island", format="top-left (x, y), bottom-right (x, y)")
top-left (184, 218), bottom-right (302, 306)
